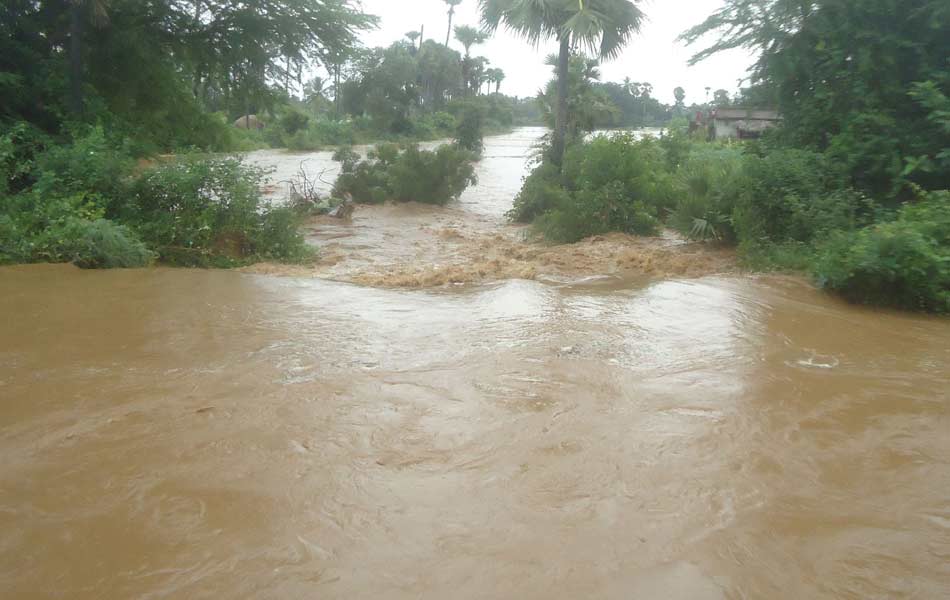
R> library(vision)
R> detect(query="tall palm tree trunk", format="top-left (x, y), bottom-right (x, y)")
top-left (445, 7), bottom-right (455, 46)
top-left (69, 1), bottom-right (84, 115)
top-left (551, 35), bottom-right (571, 167)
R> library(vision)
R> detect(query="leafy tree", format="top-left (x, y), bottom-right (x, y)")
top-left (674, 87), bottom-right (686, 106)
top-left (713, 89), bottom-right (731, 107)
top-left (479, 0), bottom-right (645, 167)
top-left (682, 0), bottom-right (950, 199)
top-left (416, 40), bottom-right (464, 109)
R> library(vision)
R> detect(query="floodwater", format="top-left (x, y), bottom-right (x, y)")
top-left (2, 129), bottom-right (949, 599)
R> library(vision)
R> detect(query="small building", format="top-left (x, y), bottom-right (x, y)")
top-left (711, 108), bottom-right (781, 140)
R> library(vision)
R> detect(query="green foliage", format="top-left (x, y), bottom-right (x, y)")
top-left (2, 0), bottom-right (376, 151)
top-left (332, 143), bottom-right (477, 206)
top-left (669, 145), bottom-right (745, 243)
top-left (682, 0), bottom-right (950, 201)
top-left (280, 110), bottom-right (311, 136)
top-left (31, 127), bottom-right (135, 204)
top-left (534, 181), bottom-right (660, 243)
top-left (58, 219), bottom-right (154, 269)
top-left (536, 55), bottom-right (622, 147)
top-left (813, 191), bottom-right (950, 313)
top-left (453, 100), bottom-right (486, 154)
top-left (509, 162), bottom-right (568, 223)
top-left (521, 134), bottom-right (676, 243)
top-left (732, 147), bottom-right (871, 245)
top-left (0, 121), bottom-right (47, 195)
top-left (121, 156), bottom-right (312, 266)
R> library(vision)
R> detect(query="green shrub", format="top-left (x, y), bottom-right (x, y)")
top-left (312, 119), bottom-right (357, 146)
top-left (1, 121), bottom-right (48, 195)
top-left (520, 134), bottom-right (676, 243)
top-left (332, 143), bottom-right (477, 206)
top-left (658, 125), bottom-right (694, 171)
top-left (669, 145), bottom-right (745, 243)
top-left (31, 127), bottom-right (135, 204)
top-left (813, 191), bottom-right (950, 312)
top-left (59, 218), bottom-right (154, 269)
top-left (534, 180), bottom-right (660, 243)
top-left (332, 145), bottom-right (392, 204)
top-left (285, 129), bottom-right (322, 152)
top-left (0, 214), bottom-right (25, 264)
top-left (453, 100), bottom-right (485, 155)
top-left (280, 110), bottom-right (310, 136)
top-left (387, 145), bottom-right (477, 205)
top-left (122, 156), bottom-right (312, 266)
top-left (731, 148), bottom-right (870, 245)
top-left (508, 162), bottom-right (568, 223)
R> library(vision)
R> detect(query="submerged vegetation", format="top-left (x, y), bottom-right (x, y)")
top-left (332, 144), bottom-right (478, 206)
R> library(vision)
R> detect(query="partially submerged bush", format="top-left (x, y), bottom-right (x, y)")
top-left (508, 162), bottom-right (568, 223)
top-left (534, 181), bottom-right (660, 243)
top-left (524, 134), bottom-right (676, 243)
top-left (332, 143), bottom-right (477, 206)
top-left (813, 190), bottom-right (950, 312)
top-left (60, 218), bottom-right (154, 269)
top-left (121, 156), bottom-right (312, 266)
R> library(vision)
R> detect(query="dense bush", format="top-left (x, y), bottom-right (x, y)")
top-left (521, 134), bottom-right (677, 243)
top-left (813, 191), bottom-right (950, 313)
top-left (732, 146), bottom-right (872, 246)
top-left (31, 127), bottom-right (135, 204)
top-left (119, 156), bottom-right (313, 266)
top-left (1, 121), bottom-right (47, 196)
top-left (453, 100), bottom-right (486, 155)
top-left (534, 181), bottom-right (660, 243)
top-left (280, 110), bottom-right (311, 136)
top-left (332, 143), bottom-right (477, 206)
top-left (668, 145), bottom-right (745, 243)
top-left (508, 162), bottom-right (568, 223)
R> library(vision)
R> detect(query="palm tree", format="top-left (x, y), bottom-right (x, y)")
top-left (479, 0), bottom-right (644, 166)
top-left (68, 0), bottom-right (110, 115)
top-left (444, 0), bottom-right (464, 47)
top-left (456, 25), bottom-right (488, 95)
top-left (469, 56), bottom-right (489, 95)
top-left (488, 68), bottom-right (505, 94)
top-left (405, 30), bottom-right (421, 52)
top-left (454, 25), bottom-right (487, 58)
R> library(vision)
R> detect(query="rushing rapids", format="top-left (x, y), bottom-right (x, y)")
top-left (2, 129), bottom-right (949, 599)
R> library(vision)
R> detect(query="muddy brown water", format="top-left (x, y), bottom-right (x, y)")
top-left (2, 129), bottom-right (950, 599)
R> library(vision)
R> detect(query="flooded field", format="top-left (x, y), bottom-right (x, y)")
top-left (1, 129), bottom-right (949, 599)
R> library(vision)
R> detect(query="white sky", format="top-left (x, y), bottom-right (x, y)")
top-left (353, 0), bottom-right (756, 105)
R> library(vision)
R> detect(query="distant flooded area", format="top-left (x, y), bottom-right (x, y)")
top-left (2, 129), bottom-right (949, 599)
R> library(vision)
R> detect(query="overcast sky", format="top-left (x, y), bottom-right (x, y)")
top-left (353, 0), bottom-right (756, 105)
